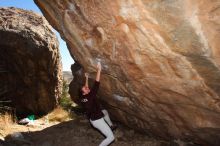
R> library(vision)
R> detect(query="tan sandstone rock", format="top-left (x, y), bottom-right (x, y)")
top-left (0, 7), bottom-right (62, 116)
top-left (34, 0), bottom-right (220, 145)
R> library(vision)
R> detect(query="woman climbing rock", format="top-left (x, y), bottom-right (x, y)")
top-left (79, 62), bottom-right (117, 146)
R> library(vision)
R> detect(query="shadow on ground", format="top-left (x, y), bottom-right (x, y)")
top-left (0, 117), bottom-right (178, 146)
top-left (1, 115), bottom-right (183, 146)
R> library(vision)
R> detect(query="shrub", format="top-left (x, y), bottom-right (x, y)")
top-left (58, 79), bottom-right (73, 109)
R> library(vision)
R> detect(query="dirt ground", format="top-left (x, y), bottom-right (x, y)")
top-left (0, 108), bottom-right (195, 146)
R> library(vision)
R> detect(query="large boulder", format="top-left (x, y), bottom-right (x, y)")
top-left (0, 7), bottom-right (62, 116)
top-left (34, 0), bottom-right (220, 145)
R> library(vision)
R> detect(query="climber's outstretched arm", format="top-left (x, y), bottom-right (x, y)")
top-left (84, 73), bottom-right (89, 87)
top-left (95, 62), bottom-right (102, 82)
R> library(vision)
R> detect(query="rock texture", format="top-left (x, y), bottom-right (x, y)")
top-left (34, 0), bottom-right (220, 145)
top-left (0, 7), bottom-right (62, 116)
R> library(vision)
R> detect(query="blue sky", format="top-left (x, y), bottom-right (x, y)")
top-left (0, 0), bottom-right (74, 71)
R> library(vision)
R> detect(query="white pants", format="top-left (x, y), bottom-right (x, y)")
top-left (102, 109), bottom-right (113, 127)
top-left (90, 110), bottom-right (115, 146)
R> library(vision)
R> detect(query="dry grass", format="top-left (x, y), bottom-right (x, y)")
top-left (0, 112), bottom-right (15, 139)
top-left (0, 106), bottom-right (74, 141)
top-left (44, 106), bottom-right (73, 123)
top-left (0, 112), bottom-right (14, 123)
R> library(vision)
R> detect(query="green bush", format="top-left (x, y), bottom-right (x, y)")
top-left (59, 79), bottom-right (73, 109)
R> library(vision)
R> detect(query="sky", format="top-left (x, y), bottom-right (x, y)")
top-left (0, 0), bottom-right (75, 71)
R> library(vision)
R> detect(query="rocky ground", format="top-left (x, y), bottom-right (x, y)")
top-left (0, 107), bottom-right (197, 146)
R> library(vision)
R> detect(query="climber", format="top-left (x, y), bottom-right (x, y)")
top-left (79, 61), bottom-right (117, 146)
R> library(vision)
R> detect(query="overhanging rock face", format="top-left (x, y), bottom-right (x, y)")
top-left (0, 7), bottom-right (62, 115)
top-left (34, 0), bottom-right (220, 145)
